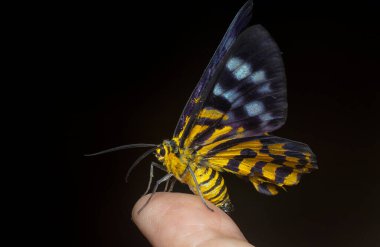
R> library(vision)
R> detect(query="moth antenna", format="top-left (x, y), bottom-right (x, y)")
top-left (125, 147), bottom-right (157, 183)
top-left (85, 143), bottom-right (157, 156)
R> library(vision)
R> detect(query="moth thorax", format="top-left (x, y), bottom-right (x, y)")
top-left (155, 139), bottom-right (178, 162)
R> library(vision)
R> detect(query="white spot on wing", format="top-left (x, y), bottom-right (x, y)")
top-left (213, 83), bottom-right (223, 96)
top-left (226, 57), bottom-right (242, 71)
top-left (233, 63), bottom-right (251, 80)
top-left (259, 113), bottom-right (274, 122)
top-left (250, 70), bottom-right (266, 84)
top-left (222, 88), bottom-right (240, 103)
top-left (257, 83), bottom-right (271, 94)
top-left (244, 101), bottom-right (264, 117)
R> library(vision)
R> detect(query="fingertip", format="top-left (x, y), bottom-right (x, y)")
top-left (132, 192), bottom-right (174, 222)
top-left (132, 193), bottom-right (249, 247)
top-left (132, 192), bottom-right (221, 226)
top-left (132, 193), bottom-right (184, 246)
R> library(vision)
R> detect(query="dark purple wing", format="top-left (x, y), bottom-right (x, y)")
top-left (173, 0), bottom-right (253, 139)
top-left (187, 25), bottom-right (288, 148)
top-left (178, 24), bottom-right (287, 150)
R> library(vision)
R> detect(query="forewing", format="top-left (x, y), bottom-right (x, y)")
top-left (173, 1), bottom-right (253, 141)
top-left (196, 135), bottom-right (317, 195)
top-left (182, 25), bottom-right (287, 148)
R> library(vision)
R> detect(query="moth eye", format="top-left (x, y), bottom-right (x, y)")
top-left (159, 148), bottom-right (166, 156)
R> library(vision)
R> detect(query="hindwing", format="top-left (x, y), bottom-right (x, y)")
top-left (197, 136), bottom-right (317, 195)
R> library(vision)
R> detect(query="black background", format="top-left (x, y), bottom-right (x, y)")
top-left (40, 0), bottom-right (379, 246)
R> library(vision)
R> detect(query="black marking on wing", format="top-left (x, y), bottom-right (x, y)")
top-left (251, 161), bottom-right (266, 175)
top-left (224, 149), bottom-right (257, 172)
top-left (274, 167), bottom-right (293, 184)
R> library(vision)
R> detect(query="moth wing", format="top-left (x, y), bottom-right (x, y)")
top-left (173, 1), bottom-right (253, 141)
top-left (197, 135), bottom-right (317, 195)
top-left (250, 177), bottom-right (281, 196)
top-left (181, 25), bottom-right (287, 148)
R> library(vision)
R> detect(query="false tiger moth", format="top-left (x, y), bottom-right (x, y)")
top-left (88, 0), bottom-right (317, 214)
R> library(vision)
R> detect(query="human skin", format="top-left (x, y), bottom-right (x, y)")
top-left (132, 192), bottom-right (254, 247)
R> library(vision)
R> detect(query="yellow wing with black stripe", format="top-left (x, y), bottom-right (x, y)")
top-left (196, 136), bottom-right (317, 195)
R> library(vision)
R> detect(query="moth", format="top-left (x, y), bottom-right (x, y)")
top-left (88, 0), bottom-right (317, 213)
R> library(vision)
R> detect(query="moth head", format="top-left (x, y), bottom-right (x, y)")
top-left (155, 139), bottom-right (178, 162)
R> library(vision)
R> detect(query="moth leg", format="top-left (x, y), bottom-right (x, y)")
top-left (138, 173), bottom-right (173, 214)
top-left (151, 162), bottom-right (169, 193)
top-left (163, 177), bottom-right (171, 192)
top-left (142, 162), bottom-right (167, 196)
top-left (187, 166), bottom-right (214, 212)
top-left (151, 161), bottom-right (167, 172)
top-left (142, 163), bottom-right (154, 196)
top-left (163, 177), bottom-right (177, 192)
top-left (168, 178), bottom-right (177, 192)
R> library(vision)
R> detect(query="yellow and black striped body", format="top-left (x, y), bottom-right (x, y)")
top-left (155, 139), bottom-right (233, 212)
top-left (185, 166), bottom-right (232, 212)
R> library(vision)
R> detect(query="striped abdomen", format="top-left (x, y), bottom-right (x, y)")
top-left (185, 166), bottom-right (233, 213)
